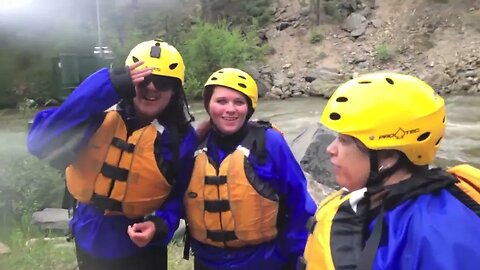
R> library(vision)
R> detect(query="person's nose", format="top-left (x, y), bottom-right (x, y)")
top-left (225, 102), bottom-right (236, 114)
top-left (326, 138), bottom-right (338, 156)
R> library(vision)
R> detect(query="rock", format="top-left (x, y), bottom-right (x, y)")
top-left (291, 124), bottom-right (338, 189)
top-left (306, 172), bottom-right (335, 204)
top-left (273, 72), bottom-right (289, 88)
top-left (308, 80), bottom-right (337, 98)
top-left (423, 71), bottom-right (453, 92)
top-left (264, 91), bottom-right (281, 100)
top-left (291, 91), bottom-right (305, 98)
top-left (256, 80), bottom-right (270, 98)
top-left (370, 19), bottom-right (382, 28)
top-left (350, 23), bottom-right (368, 37)
top-left (299, 7), bottom-right (310, 17)
top-left (343, 13), bottom-right (367, 33)
top-left (271, 86), bottom-right (283, 96)
top-left (25, 237), bottom-right (73, 248)
top-left (32, 208), bottom-right (71, 234)
top-left (0, 241), bottom-right (11, 255)
top-left (276, 21), bottom-right (291, 31)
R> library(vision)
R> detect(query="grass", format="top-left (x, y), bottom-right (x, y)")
top-left (0, 235), bottom-right (192, 270)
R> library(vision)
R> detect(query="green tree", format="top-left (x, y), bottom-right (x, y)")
top-left (177, 21), bottom-right (265, 97)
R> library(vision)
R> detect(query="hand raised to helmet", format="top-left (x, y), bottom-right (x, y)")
top-left (128, 61), bottom-right (152, 86)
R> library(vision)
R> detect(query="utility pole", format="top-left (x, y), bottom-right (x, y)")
top-left (96, 0), bottom-right (103, 58)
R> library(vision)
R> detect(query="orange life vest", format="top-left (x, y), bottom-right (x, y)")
top-left (66, 110), bottom-right (172, 218)
top-left (184, 125), bottom-right (280, 248)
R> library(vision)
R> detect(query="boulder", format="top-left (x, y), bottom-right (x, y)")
top-left (306, 172), bottom-right (335, 204)
top-left (0, 241), bottom-right (11, 255)
top-left (290, 123), bottom-right (338, 189)
top-left (32, 208), bottom-right (71, 234)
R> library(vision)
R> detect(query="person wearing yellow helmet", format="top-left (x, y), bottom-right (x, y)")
top-left (298, 73), bottom-right (480, 270)
top-left (27, 39), bottom-right (196, 270)
top-left (183, 68), bottom-right (316, 270)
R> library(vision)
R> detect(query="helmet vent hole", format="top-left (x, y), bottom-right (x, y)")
top-left (385, 78), bottom-right (394, 85)
top-left (132, 56), bottom-right (139, 63)
top-left (238, 83), bottom-right (247, 88)
top-left (435, 137), bottom-right (443, 146)
top-left (358, 81), bottom-right (371, 84)
top-left (329, 113), bottom-right (341, 120)
top-left (169, 63), bottom-right (178, 70)
top-left (238, 75), bottom-right (247, 80)
top-left (417, 132), bottom-right (430, 142)
top-left (442, 116), bottom-right (445, 123)
top-left (218, 71), bottom-right (224, 73)
top-left (211, 77), bottom-right (218, 81)
top-left (336, 97), bottom-right (348, 102)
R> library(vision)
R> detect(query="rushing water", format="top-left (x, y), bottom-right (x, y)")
top-left (190, 95), bottom-right (480, 167)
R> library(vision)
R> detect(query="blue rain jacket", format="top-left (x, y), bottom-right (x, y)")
top-left (191, 128), bottom-right (317, 269)
top-left (371, 188), bottom-right (480, 270)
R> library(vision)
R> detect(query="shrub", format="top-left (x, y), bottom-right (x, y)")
top-left (177, 21), bottom-right (265, 97)
top-left (310, 32), bottom-right (324, 44)
top-left (0, 131), bottom-right (64, 230)
top-left (375, 43), bottom-right (394, 63)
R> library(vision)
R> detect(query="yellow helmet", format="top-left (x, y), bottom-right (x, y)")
top-left (204, 68), bottom-right (258, 109)
top-left (125, 39), bottom-right (185, 83)
top-left (320, 72), bottom-right (445, 165)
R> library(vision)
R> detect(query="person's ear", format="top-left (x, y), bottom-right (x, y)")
top-left (378, 150), bottom-right (400, 171)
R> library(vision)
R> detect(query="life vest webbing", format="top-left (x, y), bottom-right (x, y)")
top-left (205, 176), bottom-right (227, 185)
top-left (100, 163), bottom-right (129, 182)
top-left (206, 230), bottom-right (238, 242)
top-left (449, 185), bottom-right (480, 216)
top-left (111, 137), bottom-right (135, 152)
top-left (204, 200), bottom-right (230, 212)
top-left (90, 193), bottom-right (122, 212)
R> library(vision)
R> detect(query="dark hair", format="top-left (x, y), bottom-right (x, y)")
top-left (351, 136), bottom-right (426, 174)
top-left (156, 76), bottom-right (194, 135)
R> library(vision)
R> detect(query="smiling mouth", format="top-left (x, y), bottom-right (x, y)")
top-left (143, 95), bottom-right (159, 101)
top-left (222, 117), bottom-right (237, 121)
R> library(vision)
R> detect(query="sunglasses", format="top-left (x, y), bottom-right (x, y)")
top-left (138, 75), bottom-right (176, 92)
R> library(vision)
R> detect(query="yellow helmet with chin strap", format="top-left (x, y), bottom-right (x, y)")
top-left (320, 72), bottom-right (445, 166)
top-left (125, 39), bottom-right (185, 84)
top-left (204, 68), bottom-right (258, 109)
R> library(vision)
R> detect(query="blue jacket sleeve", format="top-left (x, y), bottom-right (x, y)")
top-left (152, 126), bottom-right (197, 245)
top-left (374, 189), bottom-right (480, 270)
top-left (256, 129), bottom-right (317, 265)
top-left (27, 68), bottom-right (123, 168)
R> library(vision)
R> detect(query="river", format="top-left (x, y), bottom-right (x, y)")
top-left (190, 95), bottom-right (480, 167)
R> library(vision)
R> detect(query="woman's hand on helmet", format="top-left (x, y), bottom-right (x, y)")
top-left (128, 60), bottom-right (152, 86)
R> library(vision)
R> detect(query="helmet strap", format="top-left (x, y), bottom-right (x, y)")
top-left (366, 150), bottom-right (403, 188)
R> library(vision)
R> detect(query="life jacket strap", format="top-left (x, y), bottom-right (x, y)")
top-left (111, 137), bottom-right (135, 152)
top-left (91, 193), bottom-right (122, 212)
top-left (205, 176), bottom-right (227, 185)
top-left (101, 163), bottom-right (129, 181)
top-left (206, 230), bottom-right (238, 242)
top-left (204, 200), bottom-right (230, 212)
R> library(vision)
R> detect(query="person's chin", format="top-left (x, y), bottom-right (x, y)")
top-left (220, 126), bottom-right (239, 135)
